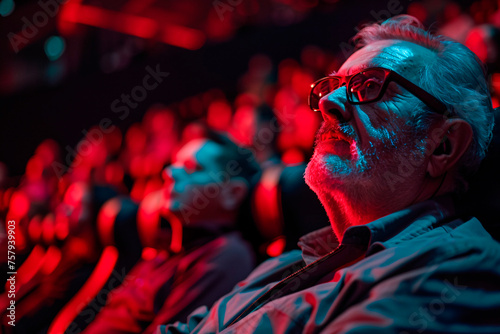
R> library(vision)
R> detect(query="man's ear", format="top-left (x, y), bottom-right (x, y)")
top-left (220, 179), bottom-right (249, 211)
top-left (427, 119), bottom-right (473, 177)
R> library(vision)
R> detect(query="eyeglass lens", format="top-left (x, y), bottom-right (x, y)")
top-left (310, 68), bottom-right (387, 110)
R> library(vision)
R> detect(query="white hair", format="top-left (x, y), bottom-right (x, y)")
top-left (354, 15), bottom-right (495, 191)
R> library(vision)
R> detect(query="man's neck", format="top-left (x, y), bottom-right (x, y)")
top-left (321, 191), bottom-right (388, 240)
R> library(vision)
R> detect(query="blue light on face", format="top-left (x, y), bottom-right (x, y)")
top-left (324, 156), bottom-right (353, 176)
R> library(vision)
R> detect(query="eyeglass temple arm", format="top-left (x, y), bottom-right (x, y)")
top-left (389, 71), bottom-right (448, 114)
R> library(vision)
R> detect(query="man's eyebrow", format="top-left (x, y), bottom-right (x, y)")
top-left (328, 64), bottom-right (372, 77)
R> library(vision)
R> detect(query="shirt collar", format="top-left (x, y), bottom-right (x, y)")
top-left (298, 195), bottom-right (457, 265)
top-left (298, 226), bottom-right (340, 265)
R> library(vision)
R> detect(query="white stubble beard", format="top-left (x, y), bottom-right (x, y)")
top-left (305, 126), bottom-right (428, 228)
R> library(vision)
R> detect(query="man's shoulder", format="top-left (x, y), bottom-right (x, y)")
top-left (407, 215), bottom-right (500, 256)
top-left (356, 216), bottom-right (500, 279)
top-left (188, 231), bottom-right (256, 265)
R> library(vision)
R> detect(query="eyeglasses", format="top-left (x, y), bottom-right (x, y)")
top-left (308, 67), bottom-right (447, 114)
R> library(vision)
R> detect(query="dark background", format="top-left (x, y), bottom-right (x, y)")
top-left (0, 0), bottom-right (486, 176)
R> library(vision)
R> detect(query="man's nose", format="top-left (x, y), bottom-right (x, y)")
top-left (318, 86), bottom-right (352, 124)
top-left (163, 167), bottom-right (187, 194)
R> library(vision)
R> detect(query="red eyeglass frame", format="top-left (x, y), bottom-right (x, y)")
top-left (308, 67), bottom-right (448, 115)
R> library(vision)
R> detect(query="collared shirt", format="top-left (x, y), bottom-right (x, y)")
top-left (159, 197), bottom-right (500, 333)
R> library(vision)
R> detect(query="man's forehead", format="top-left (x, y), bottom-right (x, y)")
top-left (175, 139), bottom-right (224, 163)
top-left (338, 39), bottom-right (435, 75)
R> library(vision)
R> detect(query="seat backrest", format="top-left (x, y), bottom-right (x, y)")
top-left (459, 108), bottom-right (500, 241)
top-left (49, 196), bottom-right (142, 333)
top-left (251, 163), bottom-right (330, 258)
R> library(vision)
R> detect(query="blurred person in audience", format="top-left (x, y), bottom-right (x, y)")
top-left (0, 140), bottom-right (62, 262)
top-left (232, 103), bottom-right (282, 167)
top-left (121, 107), bottom-right (179, 202)
top-left (465, 24), bottom-right (500, 72)
top-left (159, 15), bottom-right (500, 333)
top-left (83, 129), bottom-right (260, 334)
top-left (4, 181), bottom-right (117, 333)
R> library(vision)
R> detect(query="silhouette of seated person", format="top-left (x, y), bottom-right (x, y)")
top-left (83, 130), bottom-right (260, 334)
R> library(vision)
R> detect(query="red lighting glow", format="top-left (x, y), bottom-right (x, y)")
top-left (42, 214), bottom-right (56, 246)
top-left (26, 156), bottom-right (44, 180)
top-left (207, 100), bottom-right (233, 131)
top-left (41, 245), bottom-right (62, 275)
top-left (9, 245), bottom-right (45, 288)
top-left (8, 191), bottom-right (30, 219)
top-left (141, 246), bottom-right (158, 261)
top-left (97, 198), bottom-right (122, 246)
top-left (266, 237), bottom-right (286, 257)
top-left (64, 182), bottom-right (87, 207)
top-left (28, 215), bottom-right (43, 243)
top-left (105, 161), bottom-right (125, 185)
top-left (281, 148), bottom-right (305, 164)
top-left (137, 191), bottom-right (162, 247)
top-left (253, 166), bottom-right (284, 241)
top-left (49, 246), bottom-right (119, 334)
top-left (55, 214), bottom-right (70, 241)
top-left (62, 5), bottom-right (156, 39)
top-left (169, 215), bottom-right (183, 253)
top-left (59, 2), bottom-right (205, 50)
top-left (465, 28), bottom-right (488, 63)
top-left (160, 24), bottom-right (206, 51)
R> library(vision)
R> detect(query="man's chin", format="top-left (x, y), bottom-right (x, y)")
top-left (304, 159), bottom-right (317, 190)
top-left (305, 158), bottom-right (340, 194)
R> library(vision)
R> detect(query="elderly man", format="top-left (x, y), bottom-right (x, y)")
top-left (159, 15), bottom-right (500, 333)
